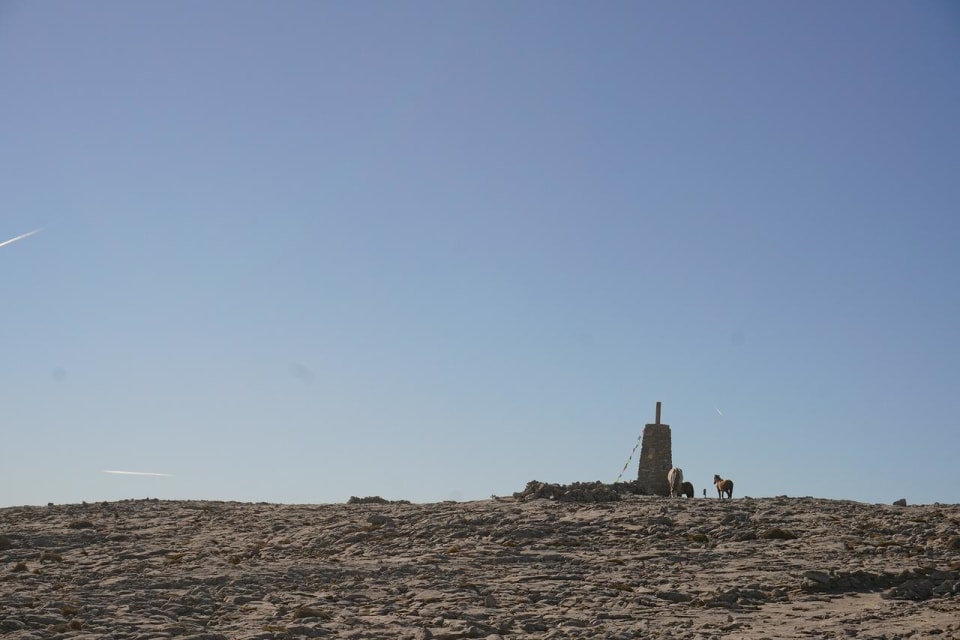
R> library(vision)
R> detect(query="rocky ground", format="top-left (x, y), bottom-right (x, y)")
top-left (1, 483), bottom-right (959, 639)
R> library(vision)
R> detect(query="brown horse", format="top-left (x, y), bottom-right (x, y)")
top-left (713, 474), bottom-right (734, 499)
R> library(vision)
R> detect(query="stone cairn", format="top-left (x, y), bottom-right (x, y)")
top-left (636, 401), bottom-right (673, 496)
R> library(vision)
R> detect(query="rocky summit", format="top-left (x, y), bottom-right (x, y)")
top-left (1, 490), bottom-right (959, 639)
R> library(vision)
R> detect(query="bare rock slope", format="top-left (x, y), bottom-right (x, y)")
top-left (1, 490), bottom-right (959, 639)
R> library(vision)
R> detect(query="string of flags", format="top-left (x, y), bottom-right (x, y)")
top-left (614, 433), bottom-right (643, 483)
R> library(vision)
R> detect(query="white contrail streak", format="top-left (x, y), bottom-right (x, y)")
top-left (103, 470), bottom-right (173, 477)
top-left (0, 227), bottom-right (44, 249)
top-left (715, 408), bottom-right (723, 416)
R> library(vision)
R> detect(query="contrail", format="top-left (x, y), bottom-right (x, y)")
top-left (715, 408), bottom-right (723, 416)
top-left (103, 470), bottom-right (173, 477)
top-left (0, 227), bottom-right (44, 249)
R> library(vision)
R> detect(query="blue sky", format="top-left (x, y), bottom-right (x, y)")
top-left (2, 1), bottom-right (958, 507)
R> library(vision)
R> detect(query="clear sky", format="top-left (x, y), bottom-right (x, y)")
top-left (2, 2), bottom-right (958, 507)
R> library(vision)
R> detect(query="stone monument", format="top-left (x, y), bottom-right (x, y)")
top-left (636, 401), bottom-right (672, 496)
